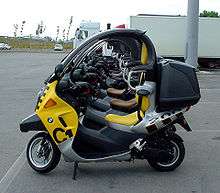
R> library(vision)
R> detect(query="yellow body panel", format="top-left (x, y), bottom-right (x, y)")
top-left (135, 95), bottom-right (150, 112)
top-left (141, 43), bottom-right (148, 65)
top-left (105, 42), bottom-right (150, 127)
top-left (105, 95), bottom-right (150, 126)
top-left (35, 81), bottom-right (78, 144)
top-left (105, 111), bottom-right (144, 126)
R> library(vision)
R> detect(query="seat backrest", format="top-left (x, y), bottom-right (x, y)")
top-left (135, 43), bottom-right (150, 113)
top-left (141, 43), bottom-right (148, 65)
top-left (135, 95), bottom-right (150, 113)
top-left (139, 42), bottom-right (148, 84)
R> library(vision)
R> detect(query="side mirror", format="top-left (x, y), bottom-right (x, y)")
top-left (70, 69), bottom-right (83, 82)
top-left (83, 73), bottom-right (98, 83)
top-left (55, 64), bottom-right (64, 77)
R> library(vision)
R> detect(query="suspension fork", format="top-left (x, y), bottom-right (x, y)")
top-left (38, 137), bottom-right (51, 159)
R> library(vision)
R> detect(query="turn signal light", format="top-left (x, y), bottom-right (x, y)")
top-left (44, 99), bottom-right (57, 108)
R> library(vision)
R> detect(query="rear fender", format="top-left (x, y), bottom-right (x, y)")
top-left (175, 114), bottom-right (192, 132)
top-left (166, 133), bottom-right (184, 143)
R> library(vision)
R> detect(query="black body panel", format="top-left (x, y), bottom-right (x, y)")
top-left (20, 114), bottom-right (46, 132)
top-left (100, 128), bottom-right (145, 147)
top-left (158, 60), bottom-right (201, 111)
top-left (72, 124), bottom-right (144, 158)
top-left (72, 125), bottom-right (126, 155)
top-left (82, 116), bottom-right (106, 131)
top-left (90, 99), bottom-right (110, 112)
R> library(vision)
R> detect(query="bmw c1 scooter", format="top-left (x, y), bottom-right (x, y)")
top-left (20, 29), bottom-right (201, 179)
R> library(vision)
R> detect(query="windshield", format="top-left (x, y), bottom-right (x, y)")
top-left (60, 32), bottom-right (101, 66)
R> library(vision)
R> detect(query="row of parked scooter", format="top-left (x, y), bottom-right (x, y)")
top-left (20, 29), bottom-right (200, 179)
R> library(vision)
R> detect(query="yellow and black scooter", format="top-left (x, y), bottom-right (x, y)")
top-left (20, 29), bottom-right (200, 179)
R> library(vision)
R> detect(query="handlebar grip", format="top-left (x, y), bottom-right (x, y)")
top-left (128, 71), bottom-right (136, 90)
top-left (137, 90), bottom-right (150, 96)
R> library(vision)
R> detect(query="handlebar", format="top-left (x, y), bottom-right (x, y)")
top-left (127, 70), bottom-right (145, 90)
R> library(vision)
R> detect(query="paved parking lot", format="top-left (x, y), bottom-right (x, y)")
top-left (0, 52), bottom-right (220, 193)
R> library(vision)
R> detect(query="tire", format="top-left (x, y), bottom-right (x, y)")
top-left (26, 132), bottom-right (61, 173)
top-left (148, 135), bottom-right (185, 172)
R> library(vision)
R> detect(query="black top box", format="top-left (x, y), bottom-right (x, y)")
top-left (157, 60), bottom-right (201, 112)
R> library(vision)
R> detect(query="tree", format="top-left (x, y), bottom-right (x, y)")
top-left (20, 20), bottom-right (26, 36)
top-left (13, 24), bottom-right (19, 37)
top-left (36, 24), bottom-right (40, 35)
top-left (66, 16), bottom-right (73, 41)
top-left (200, 10), bottom-right (220, 18)
top-left (62, 28), bottom-right (66, 42)
top-left (56, 26), bottom-right (60, 42)
top-left (36, 21), bottom-right (45, 36)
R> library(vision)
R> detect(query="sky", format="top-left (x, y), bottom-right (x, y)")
top-left (0, 0), bottom-right (220, 39)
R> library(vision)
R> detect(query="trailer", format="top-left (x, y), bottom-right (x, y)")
top-left (130, 14), bottom-right (220, 68)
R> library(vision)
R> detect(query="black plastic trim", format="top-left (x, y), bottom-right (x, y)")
top-left (20, 114), bottom-right (46, 132)
top-left (137, 89), bottom-right (150, 96)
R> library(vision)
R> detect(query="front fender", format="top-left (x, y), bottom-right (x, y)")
top-left (20, 114), bottom-right (46, 132)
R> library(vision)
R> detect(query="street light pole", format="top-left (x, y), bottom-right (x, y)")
top-left (185, 0), bottom-right (200, 69)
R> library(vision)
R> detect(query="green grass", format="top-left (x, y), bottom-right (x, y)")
top-left (0, 36), bottom-right (73, 49)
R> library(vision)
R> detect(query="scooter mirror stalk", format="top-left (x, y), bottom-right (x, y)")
top-left (55, 64), bottom-right (64, 78)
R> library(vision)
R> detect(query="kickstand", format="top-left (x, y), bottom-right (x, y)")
top-left (72, 161), bottom-right (79, 180)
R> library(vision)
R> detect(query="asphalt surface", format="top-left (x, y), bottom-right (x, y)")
top-left (0, 52), bottom-right (220, 193)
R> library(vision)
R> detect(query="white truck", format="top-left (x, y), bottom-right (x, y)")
top-left (73, 21), bottom-right (100, 48)
top-left (130, 14), bottom-right (220, 68)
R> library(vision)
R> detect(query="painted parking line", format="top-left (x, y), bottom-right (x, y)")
top-left (199, 102), bottom-right (220, 104)
top-left (0, 130), bottom-right (220, 193)
top-left (0, 150), bottom-right (26, 193)
top-left (200, 88), bottom-right (220, 90)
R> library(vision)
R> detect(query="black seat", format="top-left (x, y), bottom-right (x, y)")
top-left (90, 99), bottom-right (110, 112)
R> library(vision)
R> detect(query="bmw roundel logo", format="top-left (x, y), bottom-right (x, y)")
top-left (48, 117), bottom-right (53, 123)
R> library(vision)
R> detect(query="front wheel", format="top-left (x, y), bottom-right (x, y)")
top-left (26, 132), bottom-right (61, 173)
top-left (148, 135), bottom-right (185, 172)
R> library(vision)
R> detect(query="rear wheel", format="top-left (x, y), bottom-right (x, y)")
top-left (26, 132), bottom-right (61, 173)
top-left (148, 135), bottom-right (185, 172)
